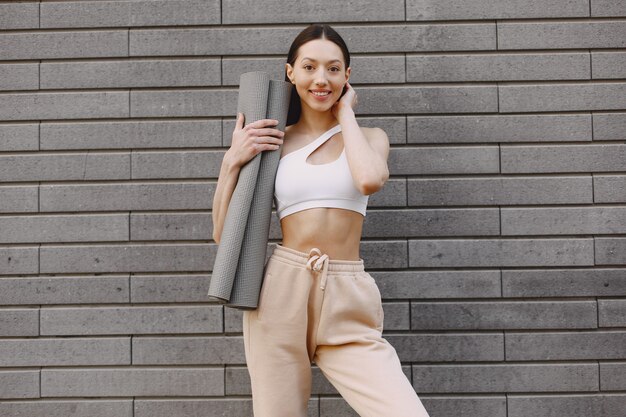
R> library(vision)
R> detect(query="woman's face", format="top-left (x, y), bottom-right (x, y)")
top-left (286, 38), bottom-right (350, 112)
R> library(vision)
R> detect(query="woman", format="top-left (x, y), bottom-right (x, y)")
top-left (212, 24), bottom-right (430, 417)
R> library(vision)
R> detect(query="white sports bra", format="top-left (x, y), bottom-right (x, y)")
top-left (273, 123), bottom-right (369, 220)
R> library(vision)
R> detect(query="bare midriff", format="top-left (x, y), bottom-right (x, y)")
top-left (280, 207), bottom-right (364, 261)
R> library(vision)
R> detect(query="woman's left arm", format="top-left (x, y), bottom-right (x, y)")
top-left (339, 108), bottom-right (390, 196)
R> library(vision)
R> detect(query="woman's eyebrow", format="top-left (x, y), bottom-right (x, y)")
top-left (301, 57), bottom-right (342, 64)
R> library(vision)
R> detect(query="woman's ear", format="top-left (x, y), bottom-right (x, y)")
top-left (285, 63), bottom-right (295, 84)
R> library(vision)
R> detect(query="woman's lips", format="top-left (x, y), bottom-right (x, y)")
top-left (309, 90), bottom-right (332, 101)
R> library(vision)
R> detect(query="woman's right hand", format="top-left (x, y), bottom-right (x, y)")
top-left (225, 113), bottom-right (285, 168)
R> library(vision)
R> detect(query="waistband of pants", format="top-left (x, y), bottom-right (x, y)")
top-left (271, 244), bottom-right (365, 273)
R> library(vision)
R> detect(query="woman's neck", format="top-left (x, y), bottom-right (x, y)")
top-left (295, 107), bottom-right (339, 136)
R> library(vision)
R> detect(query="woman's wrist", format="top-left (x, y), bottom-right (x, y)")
top-left (338, 107), bottom-right (356, 124)
top-left (223, 150), bottom-right (241, 172)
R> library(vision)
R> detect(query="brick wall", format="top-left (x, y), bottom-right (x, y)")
top-left (1, 1), bottom-right (625, 416)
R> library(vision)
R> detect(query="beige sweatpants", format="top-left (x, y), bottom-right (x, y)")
top-left (242, 244), bottom-right (430, 417)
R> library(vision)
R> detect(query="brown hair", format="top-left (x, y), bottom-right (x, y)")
top-left (284, 24), bottom-right (351, 126)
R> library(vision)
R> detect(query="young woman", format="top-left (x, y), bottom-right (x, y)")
top-left (212, 24), bottom-right (430, 417)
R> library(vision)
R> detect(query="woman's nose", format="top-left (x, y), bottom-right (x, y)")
top-left (314, 70), bottom-right (328, 84)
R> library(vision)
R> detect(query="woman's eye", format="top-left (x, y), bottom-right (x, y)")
top-left (303, 65), bottom-right (340, 71)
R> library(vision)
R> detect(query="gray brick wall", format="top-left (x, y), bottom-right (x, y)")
top-left (0, 1), bottom-right (625, 416)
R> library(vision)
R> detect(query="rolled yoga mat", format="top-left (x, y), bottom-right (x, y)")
top-left (207, 71), bottom-right (292, 309)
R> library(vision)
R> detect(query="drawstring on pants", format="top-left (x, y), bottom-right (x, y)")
top-left (306, 247), bottom-right (330, 290)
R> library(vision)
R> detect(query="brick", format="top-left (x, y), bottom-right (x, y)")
top-left (390, 146), bottom-right (499, 175)
top-left (407, 0), bottom-right (589, 20)
top-left (130, 25), bottom-right (495, 56)
top-left (0, 3), bottom-right (39, 30)
top-left (41, 367), bottom-right (223, 397)
top-left (506, 331), bottom-right (626, 360)
top-left (503, 268), bottom-right (626, 297)
top-left (591, 0), bottom-right (626, 16)
top-left (0, 246), bottom-right (38, 275)
top-left (0, 186), bottom-right (38, 213)
top-left (384, 333), bottom-right (504, 362)
top-left (132, 150), bottom-right (223, 179)
top-left (593, 112), bottom-right (626, 140)
top-left (360, 240), bottom-right (408, 269)
top-left (594, 175), bottom-right (626, 203)
top-left (131, 274), bottom-right (210, 303)
top-left (412, 363), bottom-right (599, 393)
top-left (133, 336), bottom-right (244, 365)
top-left (0, 30), bottom-right (128, 60)
top-left (0, 91), bottom-right (128, 120)
top-left (420, 396), bottom-right (506, 417)
top-left (0, 400), bottom-right (133, 417)
top-left (222, 367), bottom-right (250, 395)
top-left (224, 308), bottom-right (244, 333)
top-left (0, 276), bottom-right (130, 305)
top-left (135, 399), bottom-right (255, 417)
top-left (363, 208), bottom-right (499, 237)
top-left (598, 299), bottom-right (626, 327)
top-left (500, 82), bottom-right (626, 112)
top-left (40, 243), bottom-right (213, 273)
top-left (0, 337), bottom-right (130, 366)
top-left (224, 0), bottom-right (402, 23)
top-left (134, 398), bottom-right (318, 417)
top-left (40, 305), bottom-right (222, 335)
top-left (409, 238), bottom-right (594, 267)
top-left (0, 370), bottom-right (39, 399)
top-left (0, 214), bottom-right (129, 243)
top-left (379, 301), bottom-right (410, 330)
top-left (411, 301), bottom-right (597, 330)
top-left (0, 153), bottom-right (129, 181)
top-left (498, 21), bottom-right (626, 49)
top-left (501, 144), bottom-right (626, 173)
top-left (373, 270), bottom-right (501, 299)
top-left (0, 309), bottom-right (39, 336)
top-left (408, 176), bottom-right (592, 205)
top-left (508, 394), bottom-right (626, 417)
top-left (41, 120), bottom-right (221, 150)
top-left (592, 52), bottom-right (626, 78)
top-left (131, 213), bottom-right (211, 240)
top-left (0, 63), bottom-right (38, 90)
top-left (41, 59), bottom-right (221, 89)
top-left (40, 182), bottom-right (213, 211)
top-left (502, 207), bottom-right (626, 235)
top-left (40, 1), bottom-right (219, 28)
top-left (131, 89), bottom-right (235, 117)
top-left (222, 56), bottom-right (405, 86)
top-left (407, 52), bottom-right (589, 82)
top-left (596, 238), bottom-right (626, 265)
top-left (408, 114), bottom-right (591, 143)
top-left (0, 123), bottom-right (38, 151)
top-left (357, 85), bottom-right (497, 114)
top-left (600, 362), bottom-right (626, 390)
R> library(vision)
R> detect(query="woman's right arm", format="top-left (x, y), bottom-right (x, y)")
top-left (211, 151), bottom-right (241, 244)
top-left (211, 113), bottom-right (285, 244)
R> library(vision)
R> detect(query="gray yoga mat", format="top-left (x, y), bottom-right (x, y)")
top-left (207, 71), bottom-right (292, 309)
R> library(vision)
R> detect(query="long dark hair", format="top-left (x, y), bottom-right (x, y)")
top-left (284, 24), bottom-right (351, 126)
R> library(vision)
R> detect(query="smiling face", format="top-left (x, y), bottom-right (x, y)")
top-left (286, 38), bottom-right (351, 112)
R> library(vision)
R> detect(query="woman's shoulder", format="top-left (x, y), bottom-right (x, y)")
top-left (283, 124), bottom-right (377, 138)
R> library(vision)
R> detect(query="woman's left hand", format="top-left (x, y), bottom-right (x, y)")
top-left (332, 81), bottom-right (357, 120)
